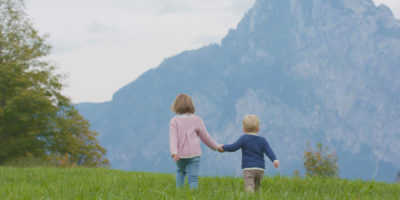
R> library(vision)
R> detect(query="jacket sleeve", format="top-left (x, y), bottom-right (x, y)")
top-left (264, 138), bottom-right (277, 162)
top-left (169, 119), bottom-right (178, 155)
top-left (223, 136), bottom-right (243, 152)
top-left (197, 118), bottom-right (219, 151)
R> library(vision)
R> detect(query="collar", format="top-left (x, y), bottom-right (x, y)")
top-left (178, 113), bottom-right (193, 118)
top-left (246, 132), bottom-right (259, 136)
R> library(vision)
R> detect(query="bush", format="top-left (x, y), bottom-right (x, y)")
top-left (3, 153), bottom-right (107, 168)
top-left (303, 142), bottom-right (339, 177)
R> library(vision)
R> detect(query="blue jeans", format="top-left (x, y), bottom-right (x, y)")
top-left (176, 156), bottom-right (200, 189)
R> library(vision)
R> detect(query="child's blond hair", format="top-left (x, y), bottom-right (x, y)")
top-left (242, 115), bottom-right (260, 133)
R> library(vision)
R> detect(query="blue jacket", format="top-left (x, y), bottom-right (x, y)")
top-left (223, 134), bottom-right (277, 169)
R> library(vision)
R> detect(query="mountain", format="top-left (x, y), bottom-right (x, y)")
top-left (77, 0), bottom-right (400, 182)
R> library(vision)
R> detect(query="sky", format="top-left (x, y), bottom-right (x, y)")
top-left (24, 0), bottom-right (400, 103)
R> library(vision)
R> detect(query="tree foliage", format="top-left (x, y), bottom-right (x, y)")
top-left (303, 143), bottom-right (339, 177)
top-left (396, 171), bottom-right (400, 183)
top-left (0, 0), bottom-right (108, 167)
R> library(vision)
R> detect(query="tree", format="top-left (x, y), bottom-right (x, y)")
top-left (303, 142), bottom-right (339, 177)
top-left (0, 0), bottom-right (108, 167)
top-left (396, 171), bottom-right (400, 183)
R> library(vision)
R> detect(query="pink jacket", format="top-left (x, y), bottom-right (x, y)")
top-left (169, 114), bottom-right (219, 158)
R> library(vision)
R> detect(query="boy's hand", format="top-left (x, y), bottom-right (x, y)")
top-left (172, 154), bottom-right (180, 162)
top-left (273, 160), bottom-right (279, 168)
top-left (217, 145), bottom-right (224, 152)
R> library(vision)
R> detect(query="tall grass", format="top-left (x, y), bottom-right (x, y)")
top-left (0, 167), bottom-right (399, 199)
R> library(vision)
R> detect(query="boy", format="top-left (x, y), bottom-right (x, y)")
top-left (218, 115), bottom-right (279, 192)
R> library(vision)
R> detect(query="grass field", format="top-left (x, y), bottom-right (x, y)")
top-left (1, 167), bottom-right (399, 199)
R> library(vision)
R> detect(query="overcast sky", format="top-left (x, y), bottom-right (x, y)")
top-left (25, 0), bottom-right (400, 103)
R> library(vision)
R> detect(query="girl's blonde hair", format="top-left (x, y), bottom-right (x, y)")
top-left (243, 115), bottom-right (260, 133)
top-left (171, 94), bottom-right (195, 114)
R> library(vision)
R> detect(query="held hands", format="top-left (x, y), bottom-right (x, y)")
top-left (217, 145), bottom-right (224, 152)
top-left (273, 160), bottom-right (280, 168)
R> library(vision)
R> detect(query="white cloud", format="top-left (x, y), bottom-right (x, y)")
top-left (86, 21), bottom-right (118, 34)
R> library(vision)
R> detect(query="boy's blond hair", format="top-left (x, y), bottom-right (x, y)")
top-left (243, 115), bottom-right (260, 133)
top-left (171, 94), bottom-right (195, 114)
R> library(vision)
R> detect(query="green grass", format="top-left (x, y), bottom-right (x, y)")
top-left (0, 167), bottom-right (399, 199)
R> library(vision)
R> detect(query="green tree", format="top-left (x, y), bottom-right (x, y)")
top-left (303, 142), bottom-right (339, 177)
top-left (396, 171), bottom-right (400, 183)
top-left (0, 0), bottom-right (108, 167)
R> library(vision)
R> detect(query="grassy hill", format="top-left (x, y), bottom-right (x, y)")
top-left (0, 167), bottom-right (399, 199)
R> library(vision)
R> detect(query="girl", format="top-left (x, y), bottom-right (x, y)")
top-left (169, 94), bottom-right (219, 189)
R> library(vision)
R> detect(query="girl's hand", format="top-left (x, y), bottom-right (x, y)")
top-left (172, 154), bottom-right (180, 162)
top-left (217, 145), bottom-right (224, 152)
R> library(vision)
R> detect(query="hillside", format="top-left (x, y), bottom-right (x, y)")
top-left (0, 167), bottom-right (399, 199)
top-left (77, 0), bottom-right (400, 182)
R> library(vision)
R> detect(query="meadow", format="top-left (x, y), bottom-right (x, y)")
top-left (0, 167), bottom-right (399, 199)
